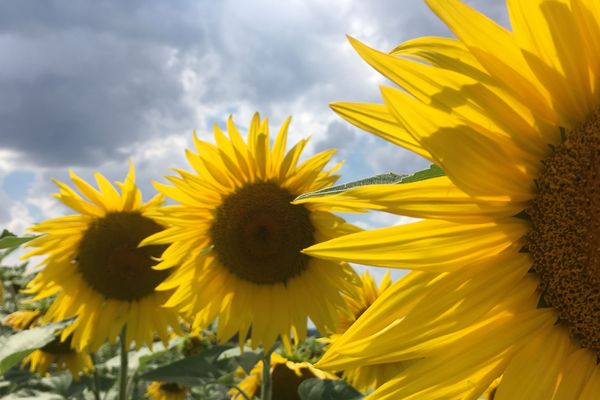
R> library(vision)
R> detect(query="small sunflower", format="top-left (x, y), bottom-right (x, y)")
top-left (23, 335), bottom-right (93, 377)
top-left (3, 310), bottom-right (92, 377)
top-left (230, 353), bottom-right (337, 400)
top-left (23, 164), bottom-right (181, 351)
top-left (143, 113), bottom-right (358, 349)
top-left (300, 0), bottom-right (600, 398)
top-left (334, 271), bottom-right (391, 334)
top-left (324, 271), bottom-right (406, 392)
top-left (146, 381), bottom-right (187, 400)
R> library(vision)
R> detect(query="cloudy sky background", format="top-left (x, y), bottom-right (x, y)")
top-left (0, 0), bottom-right (508, 277)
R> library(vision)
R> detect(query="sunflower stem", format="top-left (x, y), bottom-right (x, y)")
top-left (7, 284), bottom-right (19, 313)
top-left (119, 328), bottom-right (128, 400)
top-left (91, 353), bottom-right (101, 400)
top-left (260, 346), bottom-right (274, 400)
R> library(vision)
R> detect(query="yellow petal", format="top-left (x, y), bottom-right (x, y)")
top-left (381, 86), bottom-right (535, 201)
top-left (370, 309), bottom-right (554, 400)
top-left (552, 349), bottom-right (598, 400)
top-left (297, 176), bottom-right (525, 222)
top-left (330, 102), bottom-right (433, 161)
top-left (304, 215), bottom-right (527, 272)
top-left (507, 0), bottom-right (593, 123)
top-left (391, 36), bottom-right (487, 81)
top-left (425, 0), bottom-right (556, 123)
top-left (495, 326), bottom-right (575, 400)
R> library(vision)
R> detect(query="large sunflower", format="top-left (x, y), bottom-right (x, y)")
top-left (23, 165), bottom-right (181, 351)
top-left (300, 0), bottom-right (600, 398)
top-left (142, 113), bottom-right (358, 350)
top-left (324, 271), bottom-right (407, 392)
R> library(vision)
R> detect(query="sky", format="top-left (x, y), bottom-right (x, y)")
top-left (0, 0), bottom-right (508, 276)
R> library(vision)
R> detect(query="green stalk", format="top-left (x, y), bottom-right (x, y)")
top-left (261, 346), bottom-right (274, 400)
top-left (119, 328), bottom-right (128, 400)
top-left (91, 353), bottom-right (101, 400)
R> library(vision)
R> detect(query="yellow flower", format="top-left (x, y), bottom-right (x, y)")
top-left (142, 113), bottom-right (358, 350)
top-left (4, 310), bottom-right (92, 377)
top-left (2, 310), bottom-right (42, 331)
top-left (230, 353), bottom-right (337, 400)
top-left (300, 0), bottom-right (600, 398)
top-left (335, 271), bottom-right (391, 334)
top-left (23, 338), bottom-right (93, 378)
top-left (23, 164), bottom-right (181, 351)
top-left (324, 271), bottom-right (405, 392)
top-left (146, 381), bottom-right (187, 400)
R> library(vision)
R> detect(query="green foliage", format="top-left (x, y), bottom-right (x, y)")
top-left (399, 164), bottom-right (445, 183)
top-left (138, 345), bottom-right (234, 386)
top-left (296, 164), bottom-right (445, 200)
top-left (295, 173), bottom-right (406, 200)
top-left (0, 230), bottom-right (36, 250)
top-left (0, 321), bottom-right (70, 374)
top-left (218, 346), bottom-right (261, 374)
top-left (0, 227), bottom-right (368, 399)
top-left (298, 378), bottom-right (363, 400)
top-left (282, 336), bottom-right (326, 364)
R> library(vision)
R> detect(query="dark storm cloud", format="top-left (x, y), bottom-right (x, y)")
top-left (0, 0), bottom-right (208, 167)
top-left (314, 120), bottom-right (358, 159)
top-left (0, 0), bottom-right (509, 169)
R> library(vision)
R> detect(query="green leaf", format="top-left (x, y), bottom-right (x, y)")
top-left (0, 321), bottom-right (70, 374)
top-left (218, 346), bottom-right (261, 374)
top-left (398, 164), bottom-right (445, 184)
top-left (2, 390), bottom-right (64, 400)
top-left (295, 173), bottom-right (406, 201)
top-left (104, 338), bottom-right (181, 371)
top-left (0, 229), bottom-right (15, 239)
top-left (39, 372), bottom-right (88, 398)
top-left (78, 374), bottom-right (115, 393)
top-left (295, 165), bottom-right (445, 201)
top-left (137, 338), bottom-right (183, 370)
top-left (298, 379), bottom-right (363, 400)
top-left (138, 345), bottom-right (234, 386)
top-left (0, 235), bottom-right (37, 250)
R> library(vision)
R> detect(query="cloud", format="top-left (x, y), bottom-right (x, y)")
top-left (0, 28), bottom-right (195, 167)
top-left (314, 120), bottom-right (358, 159)
top-left (0, 0), bottom-right (514, 169)
top-left (0, 0), bottom-right (510, 235)
top-left (366, 140), bottom-right (430, 175)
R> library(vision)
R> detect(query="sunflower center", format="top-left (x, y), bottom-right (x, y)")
top-left (77, 211), bottom-right (169, 301)
top-left (159, 382), bottom-right (185, 394)
top-left (526, 110), bottom-right (600, 354)
top-left (271, 363), bottom-right (315, 400)
top-left (210, 182), bottom-right (315, 285)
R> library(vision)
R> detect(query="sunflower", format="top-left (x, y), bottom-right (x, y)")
top-left (3, 310), bottom-right (92, 377)
top-left (23, 164), bottom-right (181, 351)
top-left (142, 113), bottom-right (358, 350)
top-left (230, 352), bottom-right (337, 400)
top-left (299, 0), bottom-right (600, 398)
top-left (146, 381), bottom-right (188, 400)
top-left (23, 337), bottom-right (93, 377)
top-left (323, 271), bottom-right (406, 392)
